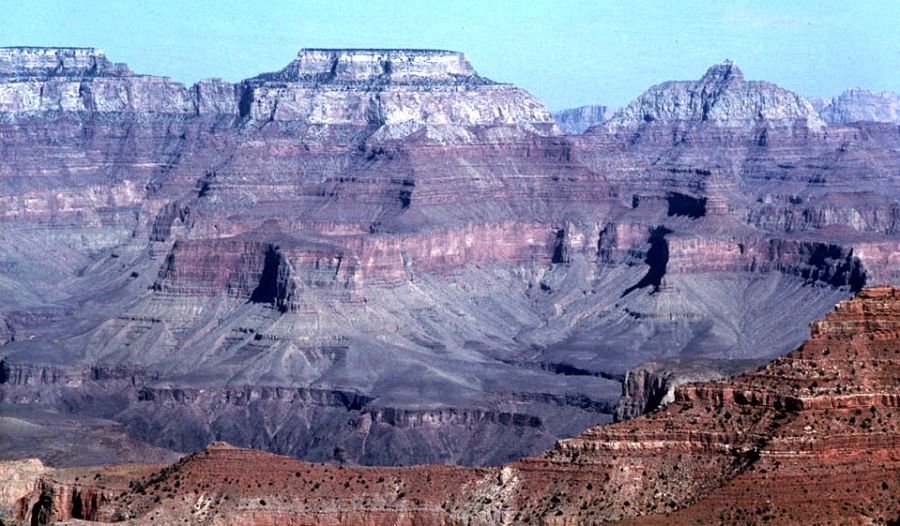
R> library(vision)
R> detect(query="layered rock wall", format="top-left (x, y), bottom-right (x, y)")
top-left (814, 88), bottom-right (900, 124)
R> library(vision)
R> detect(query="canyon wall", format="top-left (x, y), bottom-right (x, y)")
top-left (9, 287), bottom-right (900, 525)
top-left (2, 49), bottom-right (900, 469)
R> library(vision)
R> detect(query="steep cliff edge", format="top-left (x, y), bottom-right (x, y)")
top-left (9, 287), bottom-right (900, 525)
top-left (613, 357), bottom-right (764, 421)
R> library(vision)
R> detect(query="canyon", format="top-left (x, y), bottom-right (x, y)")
top-left (6, 286), bottom-right (900, 525)
top-left (1, 46), bottom-right (900, 478)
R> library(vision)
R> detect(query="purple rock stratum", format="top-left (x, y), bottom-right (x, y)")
top-left (1, 47), bottom-right (899, 469)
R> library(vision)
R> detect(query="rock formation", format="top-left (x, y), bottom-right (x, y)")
top-left (605, 60), bottom-right (825, 131)
top-left (553, 104), bottom-right (613, 133)
top-left (0, 458), bottom-right (47, 517)
top-left (613, 357), bottom-right (764, 421)
top-left (812, 88), bottom-right (900, 124)
top-left (2, 49), bottom-right (900, 470)
top-left (238, 48), bottom-right (558, 140)
top-left (8, 287), bottom-right (900, 525)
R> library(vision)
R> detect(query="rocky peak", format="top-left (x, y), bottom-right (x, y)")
top-left (0, 47), bottom-right (132, 78)
top-left (250, 48), bottom-right (492, 86)
top-left (606, 60), bottom-right (825, 131)
top-left (808, 285), bottom-right (900, 340)
top-left (698, 59), bottom-right (744, 85)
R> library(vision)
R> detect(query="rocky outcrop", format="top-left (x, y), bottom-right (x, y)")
top-left (239, 48), bottom-right (557, 135)
top-left (605, 60), bottom-right (825, 132)
top-left (813, 88), bottom-right (900, 124)
top-left (613, 357), bottom-right (763, 421)
top-left (0, 458), bottom-right (46, 521)
top-left (16, 480), bottom-right (112, 525)
top-left (504, 286), bottom-right (900, 524)
top-left (553, 104), bottom-right (613, 133)
top-left (20, 287), bottom-right (900, 525)
top-left (8, 463), bottom-right (162, 526)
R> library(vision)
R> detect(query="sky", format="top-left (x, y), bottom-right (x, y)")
top-left (3, 1), bottom-right (899, 110)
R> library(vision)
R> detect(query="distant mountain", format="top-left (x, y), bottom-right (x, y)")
top-left (552, 104), bottom-right (613, 133)
top-left (605, 60), bottom-right (825, 131)
top-left (811, 88), bottom-right (900, 124)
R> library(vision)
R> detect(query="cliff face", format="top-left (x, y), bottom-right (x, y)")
top-left (0, 47), bottom-right (132, 76)
top-left (612, 357), bottom-right (764, 421)
top-left (605, 61), bottom-right (825, 132)
top-left (813, 88), bottom-right (900, 124)
top-left (553, 104), bottom-right (613, 133)
top-left (239, 48), bottom-right (557, 137)
top-left (10, 287), bottom-right (900, 525)
top-left (3, 48), bottom-right (900, 469)
top-left (0, 458), bottom-right (47, 519)
top-left (0, 47), bottom-right (201, 115)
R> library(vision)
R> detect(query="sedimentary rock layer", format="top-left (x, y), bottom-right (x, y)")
top-left (9, 287), bottom-right (900, 525)
top-left (2, 49), bottom-right (900, 468)
top-left (553, 104), bottom-right (613, 133)
top-left (812, 88), bottom-right (900, 124)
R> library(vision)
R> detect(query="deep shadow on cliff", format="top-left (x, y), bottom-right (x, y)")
top-left (2, 48), bottom-right (900, 471)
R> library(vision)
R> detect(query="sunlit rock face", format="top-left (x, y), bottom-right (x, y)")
top-left (237, 48), bottom-right (558, 138)
top-left (0, 47), bottom-right (132, 77)
top-left (812, 88), bottom-right (900, 124)
top-left (0, 47), bottom-right (196, 114)
top-left (2, 49), bottom-right (900, 470)
top-left (605, 61), bottom-right (825, 132)
top-left (553, 104), bottom-right (613, 133)
top-left (279, 48), bottom-right (479, 83)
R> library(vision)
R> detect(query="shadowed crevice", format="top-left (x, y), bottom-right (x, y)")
top-left (622, 226), bottom-right (672, 297)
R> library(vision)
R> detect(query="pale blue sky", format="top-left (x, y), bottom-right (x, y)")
top-left (3, 1), bottom-right (898, 110)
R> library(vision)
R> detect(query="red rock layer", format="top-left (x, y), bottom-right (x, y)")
top-left (12, 287), bottom-right (900, 525)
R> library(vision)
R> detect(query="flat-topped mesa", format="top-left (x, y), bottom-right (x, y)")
top-left (239, 48), bottom-right (556, 134)
top-left (605, 60), bottom-right (826, 132)
top-left (251, 48), bottom-right (491, 85)
top-left (553, 104), bottom-right (613, 133)
top-left (0, 46), bottom-right (554, 131)
top-left (0, 47), bottom-right (132, 77)
top-left (0, 47), bottom-right (202, 115)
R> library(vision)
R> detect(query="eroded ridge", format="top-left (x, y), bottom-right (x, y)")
top-left (9, 287), bottom-right (900, 525)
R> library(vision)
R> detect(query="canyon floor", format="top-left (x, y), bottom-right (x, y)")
top-left (4, 286), bottom-right (900, 525)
